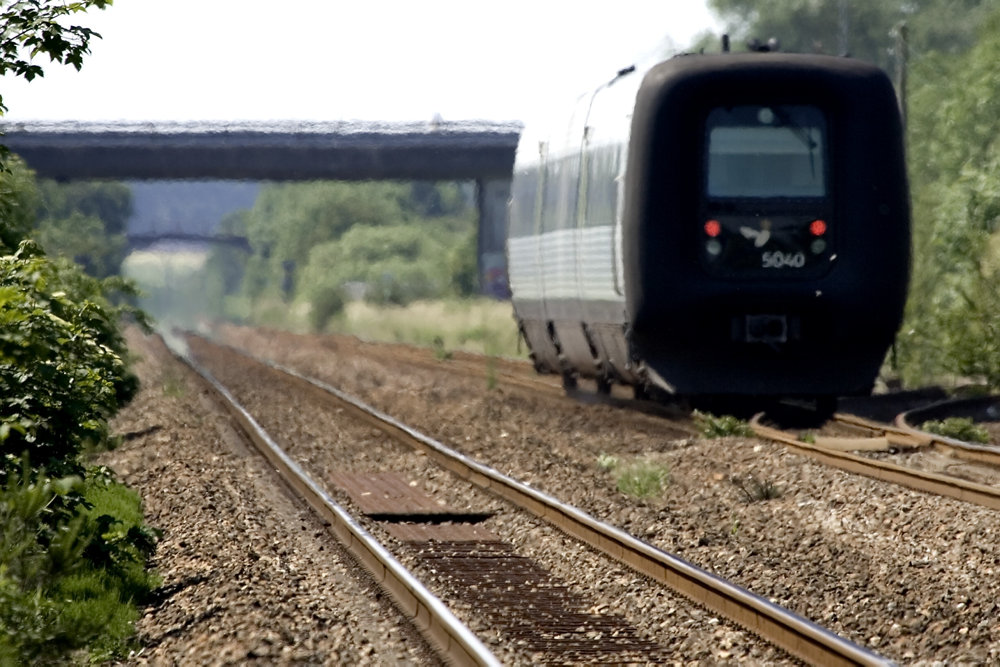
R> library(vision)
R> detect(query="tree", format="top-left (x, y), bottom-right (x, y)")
top-left (34, 180), bottom-right (132, 278)
top-left (897, 7), bottom-right (1000, 386)
top-left (707, 0), bottom-right (997, 66)
top-left (0, 156), bottom-right (39, 250)
top-left (0, 0), bottom-right (111, 116)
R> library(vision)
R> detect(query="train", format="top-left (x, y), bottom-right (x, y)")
top-left (506, 50), bottom-right (910, 409)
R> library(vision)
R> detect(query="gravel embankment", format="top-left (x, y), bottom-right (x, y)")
top-left (103, 331), bottom-right (436, 665)
top-left (213, 324), bottom-right (1000, 664)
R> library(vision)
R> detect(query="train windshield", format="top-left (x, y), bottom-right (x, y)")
top-left (706, 105), bottom-right (826, 199)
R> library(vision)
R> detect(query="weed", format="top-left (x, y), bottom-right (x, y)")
top-left (485, 356), bottom-right (498, 391)
top-left (338, 299), bottom-right (523, 358)
top-left (693, 410), bottom-right (753, 438)
top-left (596, 453), bottom-right (619, 472)
top-left (0, 466), bottom-right (159, 663)
top-left (615, 459), bottom-right (670, 499)
top-left (732, 475), bottom-right (782, 502)
top-left (799, 431), bottom-right (817, 444)
top-left (920, 416), bottom-right (990, 443)
top-left (432, 336), bottom-right (452, 361)
top-left (161, 371), bottom-right (186, 398)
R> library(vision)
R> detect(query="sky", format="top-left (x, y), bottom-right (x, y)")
top-left (0, 0), bottom-right (722, 126)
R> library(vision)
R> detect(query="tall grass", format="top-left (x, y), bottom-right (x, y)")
top-left (336, 298), bottom-right (524, 358)
top-left (0, 468), bottom-right (160, 663)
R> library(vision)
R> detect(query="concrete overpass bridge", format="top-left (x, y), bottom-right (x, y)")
top-left (1, 119), bottom-right (521, 295)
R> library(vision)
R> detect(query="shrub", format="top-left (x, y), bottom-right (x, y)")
top-left (0, 463), bottom-right (160, 663)
top-left (1, 241), bottom-right (139, 479)
top-left (693, 410), bottom-right (754, 438)
top-left (308, 285), bottom-right (346, 332)
top-left (1, 235), bottom-right (157, 662)
top-left (920, 416), bottom-right (990, 443)
top-left (616, 460), bottom-right (670, 498)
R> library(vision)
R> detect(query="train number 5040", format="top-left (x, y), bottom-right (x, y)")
top-left (762, 251), bottom-right (806, 268)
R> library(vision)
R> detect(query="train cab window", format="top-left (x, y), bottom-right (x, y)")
top-left (700, 105), bottom-right (834, 277)
top-left (706, 105), bottom-right (826, 199)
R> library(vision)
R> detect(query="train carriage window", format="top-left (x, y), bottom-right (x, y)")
top-left (706, 105), bottom-right (826, 199)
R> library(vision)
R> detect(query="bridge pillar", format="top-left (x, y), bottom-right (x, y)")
top-left (475, 178), bottom-right (511, 298)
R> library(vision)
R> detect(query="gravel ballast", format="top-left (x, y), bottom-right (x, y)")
top-left (104, 331), bottom-right (436, 665)
top-left (210, 324), bottom-right (1000, 664)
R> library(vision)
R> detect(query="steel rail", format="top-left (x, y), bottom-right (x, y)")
top-left (169, 343), bottom-right (502, 667)
top-left (894, 398), bottom-right (1000, 469)
top-left (213, 341), bottom-right (891, 667)
top-left (751, 414), bottom-right (1000, 511)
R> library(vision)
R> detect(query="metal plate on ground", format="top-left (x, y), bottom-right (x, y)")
top-left (329, 471), bottom-right (492, 522)
top-left (383, 522), bottom-right (502, 543)
top-left (408, 540), bottom-right (669, 663)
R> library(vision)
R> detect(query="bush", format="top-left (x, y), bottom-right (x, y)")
top-left (1, 234), bottom-right (157, 662)
top-left (920, 416), bottom-right (990, 443)
top-left (693, 411), bottom-right (754, 438)
top-left (309, 285), bottom-right (346, 332)
top-left (0, 464), bottom-right (160, 663)
top-left (1, 241), bottom-right (139, 479)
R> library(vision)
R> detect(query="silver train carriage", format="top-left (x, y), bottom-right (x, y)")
top-left (506, 52), bottom-right (910, 401)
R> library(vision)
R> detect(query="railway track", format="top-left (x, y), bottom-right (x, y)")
top-left (422, 349), bottom-right (1000, 513)
top-left (751, 410), bottom-right (1000, 510)
top-left (182, 333), bottom-right (889, 666)
top-left (175, 345), bottom-right (499, 666)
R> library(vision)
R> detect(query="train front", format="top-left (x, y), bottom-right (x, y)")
top-left (622, 53), bottom-right (910, 397)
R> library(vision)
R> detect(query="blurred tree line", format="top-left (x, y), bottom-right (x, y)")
top-left (200, 180), bottom-right (479, 331)
top-left (708, 0), bottom-right (1000, 388)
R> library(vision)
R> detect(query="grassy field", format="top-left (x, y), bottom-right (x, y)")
top-left (335, 298), bottom-right (525, 359)
top-left (122, 251), bottom-right (524, 358)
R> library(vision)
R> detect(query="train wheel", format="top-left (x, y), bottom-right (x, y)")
top-left (596, 377), bottom-right (612, 395)
top-left (562, 373), bottom-right (578, 391)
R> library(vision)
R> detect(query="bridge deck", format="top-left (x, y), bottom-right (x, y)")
top-left (1, 120), bottom-right (521, 181)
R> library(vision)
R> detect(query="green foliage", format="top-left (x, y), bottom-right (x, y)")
top-left (299, 223), bottom-right (454, 308)
top-left (0, 464), bottom-right (160, 664)
top-left (244, 180), bottom-right (413, 269)
top-left (181, 180), bottom-right (477, 329)
top-left (707, 0), bottom-right (994, 66)
top-left (920, 416), bottom-right (991, 443)
top-left (596, 453), bottom-right (619, 472)
top-left (615, 459), bottom-right (670, 499)
top-left (432, 336), bottom-right (452, 361)
top-left (34, 180), bottom-right (133, 279)
top-left (203, 209), bottom-right (251, 297)
top-left (309, 285), bottom-right (346, 332)
top-left (485, 356), bottom-right (498, 391)
top-left (0, 157), bottom-right (39, 250)
top-left (693, 410), bottom-right (754, 438)
top-left (732, 475), bottom-right (783, 502)
top-left (597, 454), bottom-right (670, 499)
top-left (0, 0), bottom-right (111, 116)
top-left (0, 2), bottom-right (159, 660)
top-left (899, 7), bottom-right (1000, 387)
top-left (1, 241), bottom-right (141, 478)
top-left (447, 228), bottom-right (479, 297)
top-left (337, 299), bottom-right (523, 358)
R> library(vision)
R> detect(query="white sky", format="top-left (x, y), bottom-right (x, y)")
top-left (0, 1), bottom-right (721, 125)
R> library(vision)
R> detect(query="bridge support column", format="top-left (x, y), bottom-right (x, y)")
top-left (475, 178), bottom-right (511, 298)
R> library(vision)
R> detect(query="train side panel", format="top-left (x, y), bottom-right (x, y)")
top-left (508, 70), bottom-right (640, 384)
